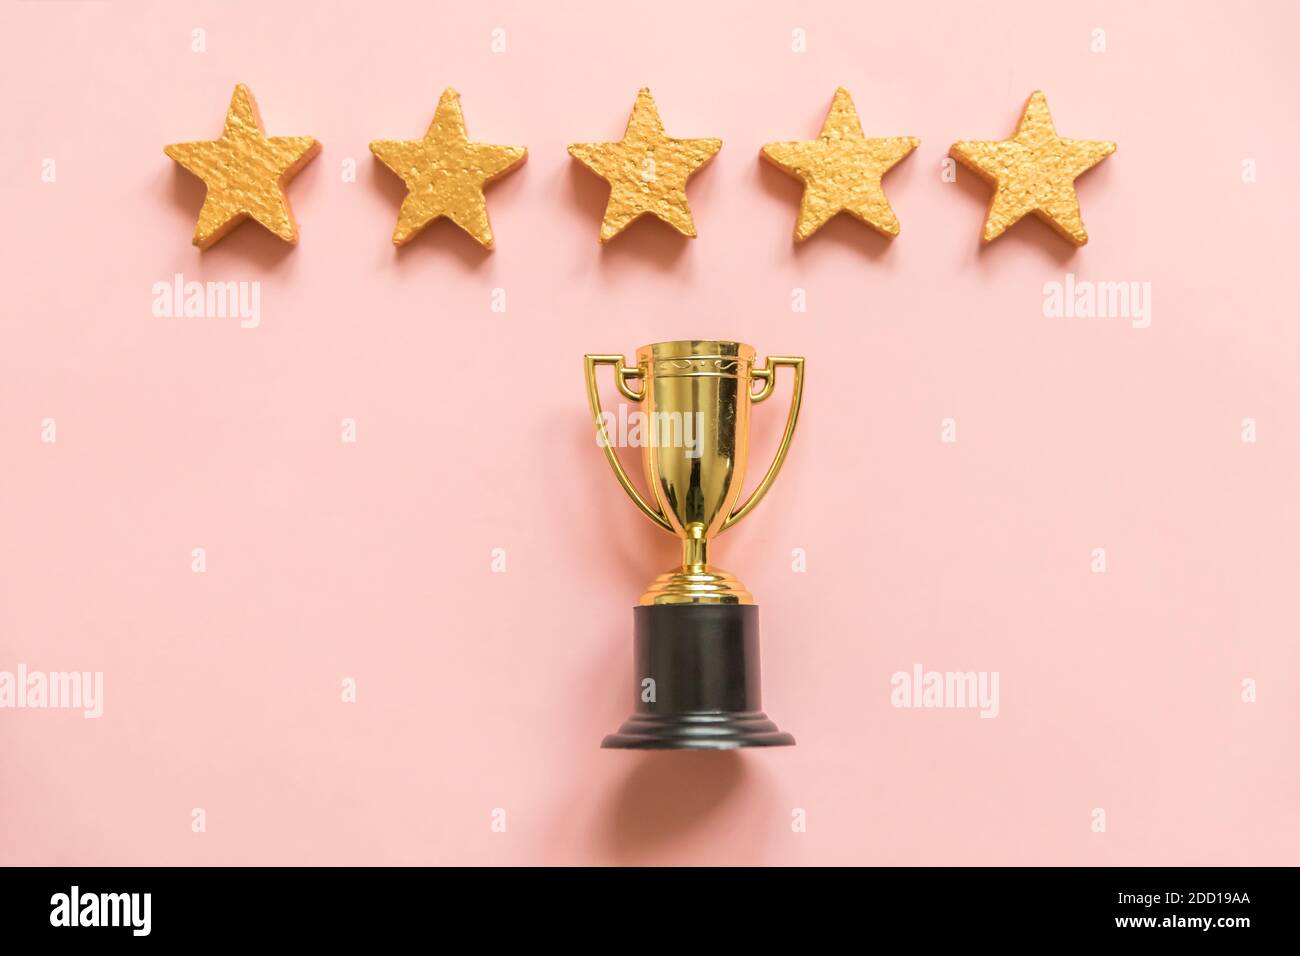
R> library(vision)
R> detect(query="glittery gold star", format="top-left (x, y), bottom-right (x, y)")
top-left (569, 89), bottom-right (721, 242)
top-left (949, 91), bottom-right (1115, 246)
top-left (370, 89), bottom-right (527, 249)
top-left (164, 84), bottom-right (320, 249)
top-left (761, 88), bottom-right (917, 241)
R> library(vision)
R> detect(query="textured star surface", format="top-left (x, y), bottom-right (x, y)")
top-left (164, 84), bottom-right (320, 249)
top-left (761, 88), bottom-right (918, 241)
top-left (949, 91), bottom-right (1115, 246)
top-left (569, 89), bottom-right (721, 242)
top-left (370, 89), bottom-right (527, 249)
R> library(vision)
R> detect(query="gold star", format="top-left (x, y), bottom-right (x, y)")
top-left (370, 89), bottom-right (527, 249)
top-left (761, 88), bottom-right (917, 241)
top-left (165, 85), bottom-right (320, 249)
top-left (950, 91), bottom-right (1115, 246)
top-left (569, 88), bottom-right (721, 242)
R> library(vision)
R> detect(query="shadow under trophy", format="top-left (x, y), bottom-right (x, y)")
top-left (585, 340), bottom-right (804, 749)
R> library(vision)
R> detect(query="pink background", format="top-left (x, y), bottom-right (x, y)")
top-left (2, 0), bottom-right (1298, 866)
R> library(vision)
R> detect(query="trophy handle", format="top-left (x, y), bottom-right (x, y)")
top-left (584, 354), bottom-right (674, 533)
top-left (722, 356), bottom-right (805, 532)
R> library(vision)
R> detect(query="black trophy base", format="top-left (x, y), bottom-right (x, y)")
top-left (602, 603), bottom-right (795, 750)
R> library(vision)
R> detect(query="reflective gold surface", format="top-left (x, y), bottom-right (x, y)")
top-left (949, 91), bottom-right (1115, 246)
top-left (585, 341), bottom-right (804, 605)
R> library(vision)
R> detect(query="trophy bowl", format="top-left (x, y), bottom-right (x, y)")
top-left (584, 340), bottom-right (804, 749)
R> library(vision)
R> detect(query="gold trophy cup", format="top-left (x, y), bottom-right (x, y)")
top-left (585, 340), bottom-right (804, 748)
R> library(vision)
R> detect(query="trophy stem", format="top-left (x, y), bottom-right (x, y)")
top-left (642, 521), bottom-right (752, 604)
top-left (682, 523), bottom-right (708, 569)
